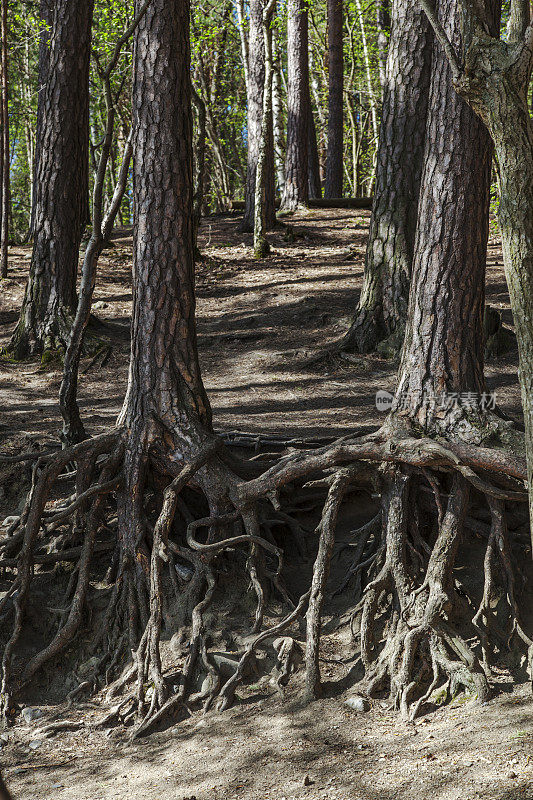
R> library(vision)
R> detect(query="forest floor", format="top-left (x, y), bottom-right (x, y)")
top-left (0, 209), bottom-right (531, 800)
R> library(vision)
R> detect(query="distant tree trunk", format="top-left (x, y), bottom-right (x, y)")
top-left (308, 106), bottom-right (322, 199)
top-left (281, 0), bottom-right (309, 211)
top-left (272, 24), bottom-right (285, 192)
top-left (254, 0), bottom-right (276, 257)
top-left (242, 0), bottom-right (276, 232)
top-left (325, 0), bottom-right (343, 199)
top-left (394, 0), bottom-right (500, 439)
top-left (192, 85), bottom-right (206, 256)
top-left (342, 0), bottom-right (432, 353)
top-left (0, 0), bottom-right (9, 279)
top-left (9, 0), bottom-right (93, 359)
top-left (376, 0), bottom-right (390, 91)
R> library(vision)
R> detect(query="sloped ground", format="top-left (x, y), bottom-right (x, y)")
top-left (0, 209), bottom-right (530, 800)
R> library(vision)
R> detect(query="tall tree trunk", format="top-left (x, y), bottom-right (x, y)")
top-left (242, 0), bottom-right (276, 232)
top-left (281, 0), bottom-right (309, 211)
top-left (31, 0), bottom-right (53, 238)
top-left (254, 0), bottom-right (276, 257)
top-left (354, 0), bottom-right (379, 144)
top-left (421, 0), bottom-right (533, 540)
top-left (272, 23), bottom-right (285, 192)
top-left (394, 0), bottom-right (500, 441)
top-left (324, 0), bottom-right (343, 199)
top-left (0, 0), bottom-right (9, 279)
top-left (342, 0), bottom-right (432, 353)
top-left (117, 0), bottom-right (212, 593)
top-left (9, 0), bottom-right (94, 359)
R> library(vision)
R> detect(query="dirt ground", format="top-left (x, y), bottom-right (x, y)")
top-left (0, 209), bottom-right (531, 800)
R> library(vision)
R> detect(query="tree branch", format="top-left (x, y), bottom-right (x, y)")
top-left (417, 0), bottom-right (463, 79)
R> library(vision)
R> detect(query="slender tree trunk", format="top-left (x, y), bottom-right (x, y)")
top-left (242, 0), bottom-right (276, 232)
top-left (9, 0), bottom-right (94, 359)
top-left (192, 85), bottom-right (207, 255)
top-left (342, 0), bottom-right (432, 353)
top-left (281, 0), bottom-right (309, 211)
top-left (325, 0), bottom-right (343, 198)
top-left (308, 106), bottom-right (322, 199)
top-left (254, 0), bottom-right (276, 258)
top-left (354, 0), bottom-right (379, 144)
top-left (30, 0), bottom-right (52, 237)
top-left (393, 0), bottom-right (501, 439)
top-left (272, 23), bottom-right (285, 192)
top-left (376, 0), bottom-right (390, 92)
top-left (0, 0), bottom-right (9, 279)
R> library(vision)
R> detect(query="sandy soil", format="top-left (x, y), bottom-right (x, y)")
top-left (0, 209), bottom-right (530, 800)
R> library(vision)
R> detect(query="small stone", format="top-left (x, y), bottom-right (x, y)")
top-left (345, 696), bottom-right (370, 712)
top-left (507, 771), bottom-right (518, 779)
top-left (29, 739), bottom-right (43, 750)
top-left (2, 516), bottom-right (20, 528)
top-left (303, 775), bottom-right (313, 786)
top-left (21, 707), bottom-right (44, 723)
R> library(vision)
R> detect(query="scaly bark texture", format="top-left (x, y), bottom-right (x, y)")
top-left (443, 1), bottom-right (533, 538)
top-left (394, 0), bottom-right (501, 439)
top-left (9, 0), bottom-right (93, 358)
top-left (325, 0), bottom-right (343, 199)
top-left (343, 0), bottom-right (431, 353)
top-left (117, 0), bottom-right (212, 582)
top-left (242, 0), bottom-right (276, 232)
top-left (281, 0), bottom-right (309, 211)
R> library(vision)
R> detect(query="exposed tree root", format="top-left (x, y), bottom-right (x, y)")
top-left (0, 416), bottom-right (530, 730)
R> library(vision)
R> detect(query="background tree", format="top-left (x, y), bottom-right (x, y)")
top-left (8, 0), bottom-right (94, 359)
top-left (241, 0), bottom-right (276, 231)
top-left (325, 0), bottom-right (343, 198)
top-left (342, 0), bottom-right (432, 354)
top-left (281, 0), bottom-right (310, 211)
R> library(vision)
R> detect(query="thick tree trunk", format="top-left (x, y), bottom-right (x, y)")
top-left (9, 0), bottom-right (93, 359)
top-left (393, 0), bottom-right (500, 440)
top-left (440, 4), bottom-right (533, 540)
top-left (242, 0), bottom-right (276, 232)
top-left (324, 0), bottom-right (343, 199)
top-left (281, 0), bottom-right (309, 211)
top-left (342, 0), bottom-right (432, 353)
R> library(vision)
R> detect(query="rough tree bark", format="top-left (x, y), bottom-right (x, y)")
top-left (342, 0), bottom-right (432, 354)
top-left (393, 0), bottom-right (499, 441)
top-left (30, 0), bottom-right (52, 237)
top-left (354, 0), bottom-right (512, 716)
top-left (254, 0), bottom-right (277, 258)
top-left (281, 0), bottom-right (309, 211)
top-left (242, 0), bottom-right (276, 232)
top-left (325, 0), bottom-right (343, 199)
top-left (416, 0), bottom-right (533, 543)
top-left (8, 0), bottom-right (94, 359)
